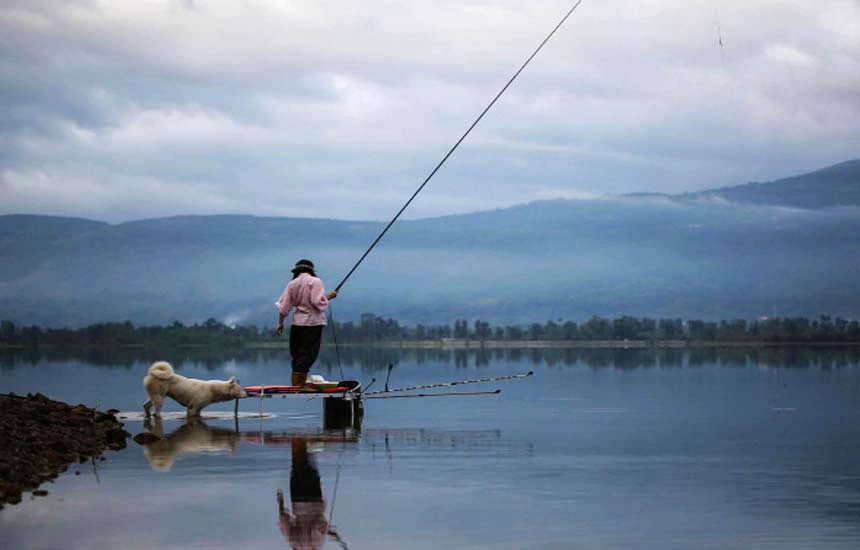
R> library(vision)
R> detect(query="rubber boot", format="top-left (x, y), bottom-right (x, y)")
top-left (291, 372), bottom-right (307, 388)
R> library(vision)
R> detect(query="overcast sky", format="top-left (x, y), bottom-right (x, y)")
top-left (1, 0), bottom-right (858, 222)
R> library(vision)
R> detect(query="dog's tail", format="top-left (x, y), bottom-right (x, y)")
top-left (148, 361), bottom-right (175, 380)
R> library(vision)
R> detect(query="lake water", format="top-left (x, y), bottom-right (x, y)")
top-left (1, 347), bottom-right (859, 549)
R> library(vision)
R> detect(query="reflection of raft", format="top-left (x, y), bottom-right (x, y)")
top-left (242, 430), bottom-right (360, 446)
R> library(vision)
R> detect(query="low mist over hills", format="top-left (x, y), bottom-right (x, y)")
top-left (2, 160), bottom-right (859, 327)
top-left (677, 159), bottom-right (860, 208)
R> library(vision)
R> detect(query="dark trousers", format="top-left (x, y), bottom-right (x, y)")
top-left (289, 325), bottom-right (324, 374)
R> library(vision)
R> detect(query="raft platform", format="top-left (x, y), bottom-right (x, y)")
top-left (235, 371), bottom-right (532, 429)
top-left (239, 380), bottom-right (363, 430)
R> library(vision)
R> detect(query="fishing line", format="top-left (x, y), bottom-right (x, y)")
top-left (711, 3), bottom-right (725, 68)
top-left (716, 21), bottom-right (725, 68)
top-left (327, 451), bottom-right (349, 550)
top-left (334, 0), bottom-right (586, 292)
top-left (327, 305), bottom-right (346, 381)
top-left (328, 450), bottom-right (343, 526)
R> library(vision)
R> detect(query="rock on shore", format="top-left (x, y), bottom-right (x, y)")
top-left (0, 393), bottom-right (130, 509)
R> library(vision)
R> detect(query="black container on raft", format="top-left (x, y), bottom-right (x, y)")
top-left (323, 396), bottom-right (363, 430)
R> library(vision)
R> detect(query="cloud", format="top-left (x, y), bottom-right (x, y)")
top-left (765, 44), bottom-right (816, 66)
top-left (1, 0), bottom-right (858, 222)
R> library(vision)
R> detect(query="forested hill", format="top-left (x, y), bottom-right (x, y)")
top-left (678, 159), bottom-right (860, 208)
top-left (2, 160), bottom-right (860, 327)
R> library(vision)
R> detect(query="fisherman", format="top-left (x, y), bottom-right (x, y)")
top-left (275, 259), bottom-right (338, 388)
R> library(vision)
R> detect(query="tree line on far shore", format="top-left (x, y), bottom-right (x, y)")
top-left (2, 314), bottom-right (860, 349)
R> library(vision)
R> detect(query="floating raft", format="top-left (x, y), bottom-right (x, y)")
top-left (234, 372), bottom-right (531, 429)
top-left (240, 381), bottom-right (363, 429)
top-left (244, 380), bottom-right (360, 397)
top-left (244, 385), bottom-right (349, 395)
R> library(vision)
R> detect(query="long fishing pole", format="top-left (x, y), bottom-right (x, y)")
top-left (364, 371), bottom-right (533, 396)
top-left (334, 0), bottom-right (586, 293)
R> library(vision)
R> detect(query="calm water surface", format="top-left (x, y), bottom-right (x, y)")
top-left (1, 348), bottom-right (859, 549)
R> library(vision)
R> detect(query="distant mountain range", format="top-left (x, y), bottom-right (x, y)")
top-left (628, 159), bottom-right (860, 208)
top-left (2, 159), bottom-right (859, 327)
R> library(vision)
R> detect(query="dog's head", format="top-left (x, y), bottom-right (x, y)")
top-left (228, 376), bottom-right (248, 399)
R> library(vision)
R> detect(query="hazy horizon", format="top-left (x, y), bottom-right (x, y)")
top-left (4, 158), bottom-right (858, 225)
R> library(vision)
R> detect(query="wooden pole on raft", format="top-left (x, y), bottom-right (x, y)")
top-left (366, 389), bottom-right (501, 400)
top-left (259, 386), bottom-right (265, 417)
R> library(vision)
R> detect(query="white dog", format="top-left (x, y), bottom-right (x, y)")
top-left (143, 361), bottom-right (247, 418)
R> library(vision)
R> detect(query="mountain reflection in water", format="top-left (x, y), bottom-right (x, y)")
top-left (134, 418), bottom-right (514, 549)
top-left (5, 344), bottom-right (860, 372)
top-left (2, 349), bottom-right (858, 550)
top-left (138, 419), bottom-right (364, 549)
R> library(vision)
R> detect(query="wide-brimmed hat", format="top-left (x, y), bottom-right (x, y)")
top-left (291, 259), bottom-right (316, 275)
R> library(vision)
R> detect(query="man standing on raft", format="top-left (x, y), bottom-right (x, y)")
top-left (275, 259), bottom-right (338, 388)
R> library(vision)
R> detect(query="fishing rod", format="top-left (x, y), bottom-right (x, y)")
top-left (334, 0), bottom-right (586, 293)
top-left (364, 371), bottom-right (533, 396)
top-left (366, 389), bottom-right (501, 400)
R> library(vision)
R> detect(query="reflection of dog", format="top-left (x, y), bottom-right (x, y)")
top-left (142, 417), bottom-right (241, 471)
top-left (143, 361), bottom-right (246, 418)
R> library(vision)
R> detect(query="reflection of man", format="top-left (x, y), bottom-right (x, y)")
top-left (277, 439), bottom-right (329, 550)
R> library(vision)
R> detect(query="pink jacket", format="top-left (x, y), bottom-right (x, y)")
top-left (275, 273), bottom-right (329, 326)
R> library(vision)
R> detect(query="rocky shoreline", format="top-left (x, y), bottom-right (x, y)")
top-left (0, 393), bottom-right (130, 509)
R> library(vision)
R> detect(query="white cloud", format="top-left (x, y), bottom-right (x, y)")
top-left (0, 0), bottom-right (858, 221)
top-left (765, 44), bottom-right (816, 66)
